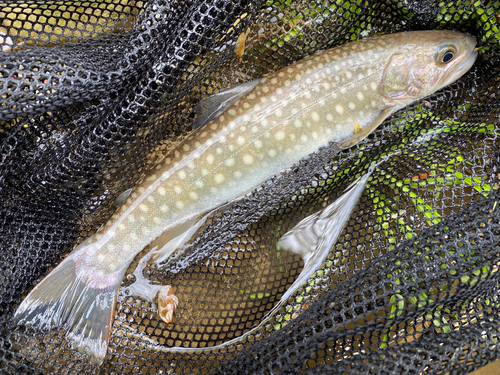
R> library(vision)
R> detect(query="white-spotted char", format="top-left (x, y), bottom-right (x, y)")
top-left (14, 30), bottom-right (478, 364)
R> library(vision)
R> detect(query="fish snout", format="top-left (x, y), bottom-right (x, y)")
top-left (457, 41), bottom-right (478, 76)
top-left (463, 34), bottom-right (477, 51)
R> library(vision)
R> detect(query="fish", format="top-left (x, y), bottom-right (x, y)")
top-left (277, 168), bottom-right (374, 302)
top-left (14, 30), bottom-right (478, 364)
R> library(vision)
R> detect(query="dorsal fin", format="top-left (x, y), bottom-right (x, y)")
top-left (113, 188), bottom-right (132, 208)
top-left (193, 78), bottom-right (262, 130)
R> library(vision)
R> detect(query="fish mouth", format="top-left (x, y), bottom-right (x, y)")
top-left (457, 47), bottom-right (478, 75)
top-left (456, 34), bottom-right (478, 75)
top-left (438, 40), bottom-right (478, 90)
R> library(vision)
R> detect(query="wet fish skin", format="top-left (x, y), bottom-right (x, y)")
top-left (14, 30), bottom-right (477, 364)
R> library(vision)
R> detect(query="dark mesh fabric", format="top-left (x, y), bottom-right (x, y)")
top-left (1, 0), bottom-right (499, 374)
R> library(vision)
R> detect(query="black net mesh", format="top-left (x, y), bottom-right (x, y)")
top-left (1, 0), bottom-right (500, 374)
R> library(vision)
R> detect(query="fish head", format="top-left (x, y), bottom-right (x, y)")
top-left (381, 30), bottom-right (477, 106)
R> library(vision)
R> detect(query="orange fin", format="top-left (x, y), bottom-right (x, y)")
top-left (336, 108), bottom-right (394, 149)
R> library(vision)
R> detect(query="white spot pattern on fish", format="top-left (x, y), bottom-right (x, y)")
top-left (14, 30), bottom-right (478, 364)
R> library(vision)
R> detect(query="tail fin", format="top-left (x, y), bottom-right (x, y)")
top-left (277, 171), bottom-right (371, 301)
top-left (14, 253), bottom-right (123, 364)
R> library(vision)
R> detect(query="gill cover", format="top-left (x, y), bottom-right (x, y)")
top-left (382, 52), bottom-right (441, 100)
top-left (382, 53), bottom-right (409, 99)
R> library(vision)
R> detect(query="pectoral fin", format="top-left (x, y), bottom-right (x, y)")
top-left (193, 78), bottom-right (262, 129)
top-left (336, 108), bottom-right (395, 149)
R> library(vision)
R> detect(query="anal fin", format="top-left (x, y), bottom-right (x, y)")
top-left (122, 209), bottom-right (215, 302)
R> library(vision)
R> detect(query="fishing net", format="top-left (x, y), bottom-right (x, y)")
top-left (1, 0), bottom-right (499, 374)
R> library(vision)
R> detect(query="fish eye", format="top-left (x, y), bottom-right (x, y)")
top-left (437, 47), bottom-right (456, 64)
